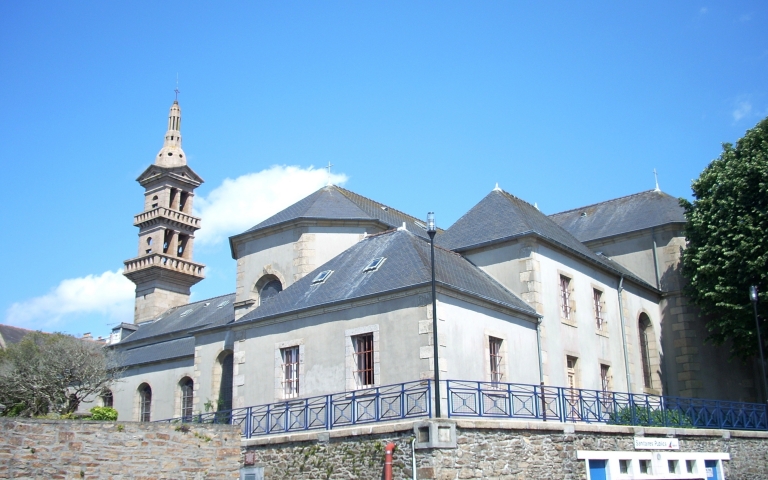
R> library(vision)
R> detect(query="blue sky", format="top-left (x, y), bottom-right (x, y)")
top-left (1, 1), bottom-right (766, 339)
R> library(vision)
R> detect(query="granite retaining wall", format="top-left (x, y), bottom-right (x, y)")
top-left (0, 419), bottom-right (241, 479)
top-left (242, 419), bottom-right (768, 479)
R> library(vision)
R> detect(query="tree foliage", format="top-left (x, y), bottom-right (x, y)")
top-left (680, 116), bottom-right (768, 360)
top-left (0, 332), bottom-right (124, 417)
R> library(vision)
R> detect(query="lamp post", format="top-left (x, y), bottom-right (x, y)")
top-left (750, 285), bottom-right (768, 403)
top-left (427, 212), bottom-right (441, 418)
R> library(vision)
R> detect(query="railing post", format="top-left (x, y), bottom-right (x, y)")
top-left (428, 379), bottom-right (433, 418)
top-left (541, 383), bottom-right (547, 422)
top-left (400, 382), bottom-right (405, 420)
top-left (326, 394), bottom-right (332, 430)
top-left (245, 407), bottom-right (252, 439)
top-left (445, 380), bottom-right (450, 418)
top-left (476, 381), bottom-right (483, 417)
top-left (507, 381), bottom-right (513, 419)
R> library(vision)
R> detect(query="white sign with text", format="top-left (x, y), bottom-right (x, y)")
top-left (633, 437), bottom-right (679, 450)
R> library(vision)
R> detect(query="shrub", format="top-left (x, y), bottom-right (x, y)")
top-left (90, 407), bottom-right (118, 421)
top-left (609, 405), bottom-right (694, 428)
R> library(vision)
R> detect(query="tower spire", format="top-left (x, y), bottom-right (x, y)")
top-left (155, 97), bottom-right (186, 167)
top-left (654, 168), bottom-right (660, 192)
top-left (124, 99), bottom-right (205, 324)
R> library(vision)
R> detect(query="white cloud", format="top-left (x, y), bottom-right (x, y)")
top-left (5, 270), bottom-right (134, 330)
top-left (193, 165), bottom-right (348, 245)
top-left (733, 101), bottom-right (752, 121)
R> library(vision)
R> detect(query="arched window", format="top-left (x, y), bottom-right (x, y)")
top-left (260, 280), bottom-right (282, 303)
top-left (180, 378), bottom-right (194, 418)
top-left (638, 314), bottom-right (654, 389)
top-left (138, 384), bottom-right (152, 422)
top-left (213, 351), bottom-right (234, 412)
top-left (101, 389), bottom-right (113, 408)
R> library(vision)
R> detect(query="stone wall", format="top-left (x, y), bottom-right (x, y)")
top-left (242, 419), bottom-right (768, 480)
top-left (0, 419), bottom-right (241, 479)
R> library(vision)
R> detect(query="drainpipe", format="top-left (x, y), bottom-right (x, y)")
top-left (651, 227), bottom-right (661, 290)
top-left (536, 317), bottom-right (544, 385)
top-left (618, 275), bottom-right (632, 392)
top-left (384, 442), bottom-right (395, 480)
top-left (411, 437), bottom-right (417, 480)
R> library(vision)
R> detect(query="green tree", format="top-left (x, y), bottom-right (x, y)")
top-left (0, 332), bottom-right (124, 417)
top-left (680, 116), bottom-right (768, 360)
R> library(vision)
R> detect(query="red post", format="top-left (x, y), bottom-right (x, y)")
top-left (384, 442), bottom-right (396, 480)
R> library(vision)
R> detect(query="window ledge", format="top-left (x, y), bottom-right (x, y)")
top-left (643, 387), bottom-right (661, 396)
top-left (561, 318), bottom-right (578, 328)
top-left (595, 329), bottom-right (609, 338)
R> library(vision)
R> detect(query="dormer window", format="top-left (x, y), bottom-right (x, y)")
top-left (312, 270), bottom-right (334, 284)
top-left (363, 257), bottom-right (386, 272)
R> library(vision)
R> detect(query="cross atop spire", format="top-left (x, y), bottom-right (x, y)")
top-left (654, 168), bottom-right (660, 192)
top-left (326, 161), bottom-right (334, 186)
top-left (174, 73), bottom-right (180, 101)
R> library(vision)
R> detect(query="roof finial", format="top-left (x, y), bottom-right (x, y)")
top-left (325, 161), bottom-right (334, 186)
top-left (534, 202), bottom-right (539, 210)
top-left (174, 73), bottom-right (180, 101)
top-left (493, 182), bottom-right (501, 192)
top-left (653, 168), bottom-right (660, 192)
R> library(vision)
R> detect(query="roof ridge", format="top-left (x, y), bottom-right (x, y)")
top-left (498, 189), bottom-right (541, 212)
top-left (335, 185), bottom-right (425, 225)
top-left (549, 190), bottom-right (660, 217)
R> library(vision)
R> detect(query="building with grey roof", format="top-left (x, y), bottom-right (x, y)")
top-left (104, 98), bottom-right (759, 425)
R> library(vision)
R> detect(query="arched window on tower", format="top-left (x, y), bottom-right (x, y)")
top-left (138, 383), bottom-right (152, 422)
top-left (260, 280), bottom-right (283, 304)
top-left (638, 314), bottom-right (654, 389)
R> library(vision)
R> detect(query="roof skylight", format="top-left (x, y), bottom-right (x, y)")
top-left (312, 270), bottom-right (334, 284)
top-left (217, 300), bottom-right (230, 308)
top-left (363, 257), bottom-right (386, 272)
top-left (179, 308), bottom-right (194, 317)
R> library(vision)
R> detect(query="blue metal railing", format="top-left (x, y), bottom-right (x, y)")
top-left (157, 379), bottom-right (768, 436)
top-left (158, 380), bottom-right (431, 438)
top-left (445, 380), bottom-right (768, 431)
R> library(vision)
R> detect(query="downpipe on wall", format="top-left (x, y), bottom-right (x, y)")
top-left (384, 442), bottom-right (396, 480)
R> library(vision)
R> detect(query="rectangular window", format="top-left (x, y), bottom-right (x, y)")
top-left (600, 364), bottom-right (611, 392)
top-left (353, 333), bottom-right (374, 387)
top-left (489, 337), bottom-right (503, 383)
top-left (566, 356), bottom-right (578, 390)
top-left (639, 459), bottom-right (652, 474)
top-left (281, 346), bottom-right (300, 398)
top-left (619, 460), bottom-right (631, 474)
top-left (593, 289), bottom-right (604, 330)
top-left (560, 275), bottom-right (572, 319)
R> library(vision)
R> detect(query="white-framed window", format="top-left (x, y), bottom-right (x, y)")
top-left (489, 337), bottom-right (504, 384)
top-left (559, 275), bottom-right (572, 320)
top-left (281, 346), bottom-right (300, 398)
top-left (274, 340), bottom-right (304, 400)
top-left (593, 288), bottom-right (604, 330)
top-left (345, 325), bottom-right (379, 390)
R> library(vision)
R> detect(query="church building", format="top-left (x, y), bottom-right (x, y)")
top-left (103, 99), bottom-right (758, 423)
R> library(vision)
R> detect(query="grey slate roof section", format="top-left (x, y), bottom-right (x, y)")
top-left (236, 185), bottom-right (434, 240)
top-left (120, 337), bottom-right (195, 367)
top-left (549, 190), bottom-right (686, 243)
top-left (225, 229), bottom-right (537, 327)
top-left (115, 293), bottom-right (235, 345)
top-left (0, 324), bottom-right (34, 348)
top-left (438, 189), bottom-right (656, 290)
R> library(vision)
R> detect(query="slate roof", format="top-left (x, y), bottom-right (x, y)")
top-left (223, 228), bottom-right (537, 327)
top-left (233, 185), bottom-right (435, 240)
top-left (0, 324), bottom-right (34, 348)
top-left (115, 293), bottom-right (235, 345)
top-left (549, 190), bottom-right (686, 243)
top-left (438, 189), bottom-right (656, 290)
top-left (120, 337), bottom-right (195, 367)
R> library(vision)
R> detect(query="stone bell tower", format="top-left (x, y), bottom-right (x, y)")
top-left (123, 98), bottom-right (205, 323)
